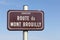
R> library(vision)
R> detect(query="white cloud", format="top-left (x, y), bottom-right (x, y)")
top-left (29, 36), bottom-right (46, 40)
top-left (0, 34), bottom-right (22, 40)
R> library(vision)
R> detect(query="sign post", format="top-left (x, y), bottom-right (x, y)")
top-left (23, 5), bottom-right (28, 40)
top-left (7, 5), bottom-right (44, 40)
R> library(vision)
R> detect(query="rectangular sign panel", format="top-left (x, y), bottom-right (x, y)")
top-left (7, 10), bottom-right (44, 31)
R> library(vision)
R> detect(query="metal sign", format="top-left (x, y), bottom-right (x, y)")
top-left (7, 10), bottom-right (44, 31)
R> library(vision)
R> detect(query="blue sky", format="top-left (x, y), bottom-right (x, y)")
top-left (0, 0), bottom-right (60, 40)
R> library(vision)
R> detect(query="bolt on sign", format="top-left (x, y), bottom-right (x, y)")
top-left (7, 10), bottom-right (44, 31)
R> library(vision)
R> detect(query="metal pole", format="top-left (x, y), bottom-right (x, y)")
top-left (23, 5), bottom-right (28, 40)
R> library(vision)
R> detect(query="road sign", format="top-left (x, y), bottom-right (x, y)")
top-left (7, 10), bottom-right (44, 31)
